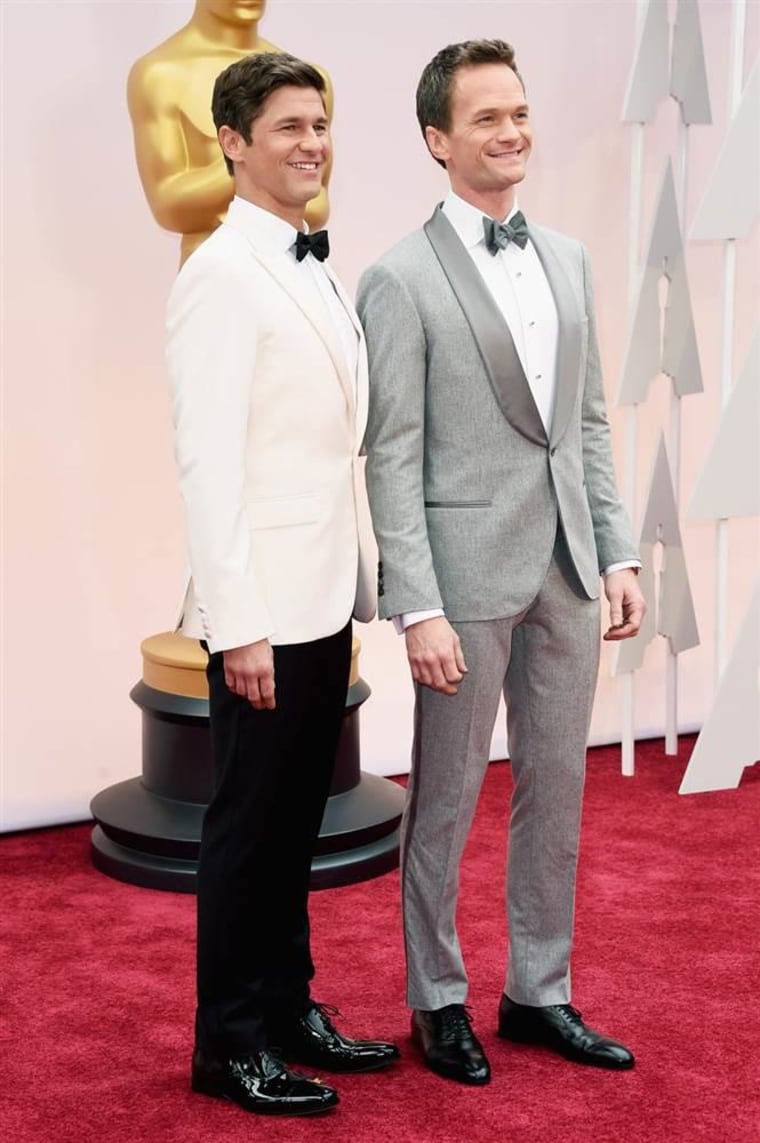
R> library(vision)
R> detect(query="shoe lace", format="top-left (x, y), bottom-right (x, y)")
top-left (312, 1001), bottom-right (341, 1020)
top-left (438, 1004), bottom-right (475, 1037)
top-left (554, 1004), bottom-right (583, 1025)
top-left (310, 1001), bottom-right (342, 1035)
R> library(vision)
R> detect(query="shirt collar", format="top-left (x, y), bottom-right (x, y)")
top-left (226, 195), bottom-right (302, 256)
top-left (442, 190), bottom-right (521, 251)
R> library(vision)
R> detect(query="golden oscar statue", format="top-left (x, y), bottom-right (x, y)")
top-left (127, 0), bottom-right (332, 266)
top-left (90, 0), bottom-right (403, 892)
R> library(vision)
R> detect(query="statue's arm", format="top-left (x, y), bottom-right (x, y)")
top-left (127, 59), bottom-right (233, 234)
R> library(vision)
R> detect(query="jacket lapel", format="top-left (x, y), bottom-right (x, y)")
top-left (526, 225), bottom-right (585, 448)
top-left (252, 250), bottom-right (356, 417)
top-left (423, 205), bottom-right (547, 447)
top-left (224, 206), bottom-right (355, 418)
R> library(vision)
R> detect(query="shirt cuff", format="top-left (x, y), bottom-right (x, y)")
top-left (391, 608), bottom-right (445, 635)
top-left (602, 561), bottom-right (642, 577)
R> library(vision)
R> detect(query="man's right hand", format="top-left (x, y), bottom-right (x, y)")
top-left (405, 617), bottom-right (467, 696)
top-left (223, 639), bottom-right (275, 710)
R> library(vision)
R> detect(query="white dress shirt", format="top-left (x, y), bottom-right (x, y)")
top-left (396, 192), bottom-right (637, 634)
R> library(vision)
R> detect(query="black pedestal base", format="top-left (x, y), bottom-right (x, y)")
top-left (90, 770), bottom-right (402, 892)
top-left (90, 669), bottom-right (404, 892)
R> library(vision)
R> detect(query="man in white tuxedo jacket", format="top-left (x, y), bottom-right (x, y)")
top-left (166, 52), bottom-right (397, 1118)
top-left (357, 40), bottom-right (646, 1086)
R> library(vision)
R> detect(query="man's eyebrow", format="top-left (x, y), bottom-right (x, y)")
top-left (471, 102), bottom-right (530, 116)
top-left (272, 115), bottom-right (329, 127)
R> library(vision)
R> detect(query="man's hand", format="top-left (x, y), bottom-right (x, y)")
top-left (223, 639), bottom-right (275, 710)
top-left (405, 616), bottom-right (467, 695)
top-left (603, 569), bottom-right (646, 642)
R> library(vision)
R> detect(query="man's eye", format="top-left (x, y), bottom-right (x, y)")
top-left (477, 116), bottom-right (494, 125)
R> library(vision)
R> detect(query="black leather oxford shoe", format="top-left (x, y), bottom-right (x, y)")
top-left (412, 1005), bottom-right (491, 1085)
top-left (497, 996), bottom-right (635, 1070)
top-left (191, 1047), bottom-right (339, 1116)
top-left (271, 1002), bottom-right (400, 1073)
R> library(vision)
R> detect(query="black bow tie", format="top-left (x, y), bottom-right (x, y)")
top-left (294, 229), bottom-right (330, 263)
top-left (483, 211), bottom-right (529, 254)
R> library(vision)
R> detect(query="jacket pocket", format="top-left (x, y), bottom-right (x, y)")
top-left (246, 491), bottom-right (323, 529)
top-left (424, 500), bottom-right (492, 509)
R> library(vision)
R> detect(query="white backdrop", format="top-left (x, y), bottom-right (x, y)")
top-left (1, 1), bottom-right (758, 830)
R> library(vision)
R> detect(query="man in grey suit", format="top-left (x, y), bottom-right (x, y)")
top-left (357, 40), bottom-right (646, 1085)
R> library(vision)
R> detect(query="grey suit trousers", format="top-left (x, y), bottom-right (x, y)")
top-left (402, 547), bottom-right (601, 1010)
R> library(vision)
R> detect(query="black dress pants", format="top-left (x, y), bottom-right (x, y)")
top-left (195, 620), bottom-right (353, 1056)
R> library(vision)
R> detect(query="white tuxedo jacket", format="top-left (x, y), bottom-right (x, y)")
top-left (166, 197), bottom-right (375, 653)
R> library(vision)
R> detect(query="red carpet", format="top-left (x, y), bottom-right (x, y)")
top-left (2, 738), bottom-right (759, 1142)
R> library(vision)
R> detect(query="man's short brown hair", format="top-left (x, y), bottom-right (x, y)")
top-left (212, 52), bottom-right (326, 174)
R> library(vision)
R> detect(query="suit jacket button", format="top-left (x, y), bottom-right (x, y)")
top-left (550, 447), bottom-right (557, 456)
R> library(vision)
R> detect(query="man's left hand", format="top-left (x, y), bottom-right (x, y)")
top-left (603, 569), bottom-right (646, 641)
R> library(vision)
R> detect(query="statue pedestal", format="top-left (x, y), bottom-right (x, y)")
top-left (90, 633), bottom-right (404, 892)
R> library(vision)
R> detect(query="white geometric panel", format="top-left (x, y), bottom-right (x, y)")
top-left (658, 543), bottom-right (700, 654)
top-left (622, 0), bottom-right (671, 123)
top-left (689, 329), bottom-right (760, 520)
top-left (617, 163), bottom-right (694, 407)
top-left (616, 264), bottom-right (662, 406)
top-left (646, 162), bottom-right (683, 269)
top-left (690, 57), bottom-right (760, 241)
top-left (679, 582), bottom-right (760, 794)
top-left (640, 435), bottom-right (683, 545)
top-left (670, 0), bottom-right (712, 125)
top-left (662, 252), bottom-right (704, 396)
top-left (639, 435), bottom-right (700, 654)
top-left (612, 541), bottom-right (658, 675)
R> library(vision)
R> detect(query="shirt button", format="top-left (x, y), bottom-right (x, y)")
top-left (529, 320), bottom-right (536, 327)
top-left (535, 374), bottom-right (542, 380)
top-left (516, 271), bottom-right (523, 278)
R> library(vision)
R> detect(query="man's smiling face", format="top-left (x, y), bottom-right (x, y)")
top-left (219, 84), bottom-right (329, 226)
top-left (426, 63), bottom-right (532, 203)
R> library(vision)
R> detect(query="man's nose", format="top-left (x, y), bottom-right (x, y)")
top-left (298, 129), bottom-right (325, 152)
top-left (495, 117), bottom-right (521, 143)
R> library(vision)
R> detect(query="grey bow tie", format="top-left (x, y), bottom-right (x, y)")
top-left (483, 211), bottom-right (529, 254)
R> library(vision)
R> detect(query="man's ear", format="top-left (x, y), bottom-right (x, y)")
top-left (218, 125), bottom-right (244, 167)
top-left (424, 125), bottom-right (449, 166)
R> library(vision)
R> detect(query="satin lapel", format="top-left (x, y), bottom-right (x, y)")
top-left (527, 225), bottom-right (584, 448)
top-left (233, 233), bottom-right (355, 415)
top-left (423, 205), bottom-right (547, 447)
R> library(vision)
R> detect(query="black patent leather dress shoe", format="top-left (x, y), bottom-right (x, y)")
top-left (271, 1002), bottom-right (400, 1073)
top-left (497, 996), bottom-right (635, 1070)
top-left (412, 1004), bottom-right (491, 1085)
top-left (191, 1046), bottom-right (339, 1116)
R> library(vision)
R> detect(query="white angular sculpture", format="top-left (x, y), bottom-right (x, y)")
top-left (671, 0), bottom-right (712, 124)
top-left (679, 583), bottom-right (760, 794)
top-left (658, 544), bottom-right (700, 655)
top-left (622, 0), bottom-right (671, 123)
top-left (639, 436), bottom-right (699, 654)
top-left (661, 252), bottom-right (704, 396)
top-left (616, 264), bottom-right (662, 407)
top-left (689, 329), bottom-right (760, 520)
top-left (690, 58), bottom-right (760, 241)
top-left (617, 164), bottom-right (702, 404)
top-left (613, 437), bottom-right (700, 676)
top-left (647, 162), bottom-right (682, 266)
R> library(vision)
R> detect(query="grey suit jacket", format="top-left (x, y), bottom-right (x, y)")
top-left (356, 206), bottom-right (638, 622)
